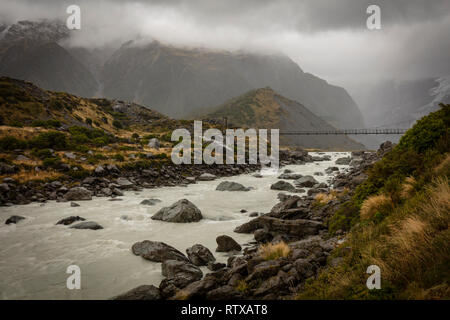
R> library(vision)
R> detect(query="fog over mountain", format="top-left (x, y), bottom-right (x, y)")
top-left (1, 0), bottom-right (450, 139)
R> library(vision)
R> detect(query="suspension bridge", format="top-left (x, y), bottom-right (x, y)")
top-left (279, 128), bottom-right (408, 135)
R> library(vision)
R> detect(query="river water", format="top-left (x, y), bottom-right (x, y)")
top-left (0, 152), bottom-right (350, 299)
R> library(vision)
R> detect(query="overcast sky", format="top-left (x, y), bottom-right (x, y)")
top-left (1, 0), bottom-right (450, 92)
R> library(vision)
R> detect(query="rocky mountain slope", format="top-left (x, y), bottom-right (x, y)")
top-left (194, 87), bottom-right (364, 150)
top-left (0, 20), bottom-right (98, 97)
top-left (101, 40), bottom-right (364, 129)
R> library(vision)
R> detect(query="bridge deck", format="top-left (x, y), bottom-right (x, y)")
top-left (279, 128), bottom-right (407, 135)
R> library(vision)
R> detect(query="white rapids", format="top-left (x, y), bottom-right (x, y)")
top-left (0, 152), bottom-right (350, 299)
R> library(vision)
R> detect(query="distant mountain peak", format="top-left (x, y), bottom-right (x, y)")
top-left (0, 19), bottom-right (68, 44)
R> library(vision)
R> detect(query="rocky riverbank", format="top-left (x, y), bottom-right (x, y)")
top-left (112, 144), bottom-right (392, 300)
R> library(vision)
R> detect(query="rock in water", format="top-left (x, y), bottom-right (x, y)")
top-left (70, 202), bottom-right (80, 207)
top-left (5, 215), bottom-right (25, 225)
top-left (270, 181), bottom-right (295, 191)
top-left (112, 285), bottom-right (161, 300)
top-left (132, 240), bottom-right (189, 262)
top-left (295, 176), bottom-right (319, 188)
top-left (186, 244), bottom-right (216, 266)
top-left (70, 221), bottom-right (103, 230)
top-left (335, 157), bottom-right (351, 165)
top-left (277, 173), bottom-right (303, 180)
top-left (64, 187), bottom-right (92, 201)
top-left (216, 181), bottom-right (250, 191)
top-left (56, 216), bottom-right (85, 225)
top-left (216, 235), bottom-right (242, 252)
top-left (162, 260), bottom-right (203, 281)
top-left (197, 173), bottom-right (217, 181)
top-left (140, 199), bottom-right (162, 206)
top-left (151, 199), bottom-right (202, 223)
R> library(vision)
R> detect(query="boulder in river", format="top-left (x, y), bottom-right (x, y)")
top-left (112, 285), bottom-right (161, 300)
top-left (277, 173), bottom-right (303, 180)
top-left (295, 176), bottom-right (318, 188)
top-left (140, 199), bottom-right (162, 206)
top-left (162, 259), bottom-right (203, 281)
top-left (56, 216), bottom-right (86, 225)
top-left (216, 181), bottom-right (250, 192)
top-left (64, 187), bottom-right (92, 201)
top-left (270, 181), bottom-right (295, 192)
top-left (151, 199), bottom-right (203, 223)
top-left (116, 177), bottom-right (134, 188)
top-left (70, 221), bottom-right (103, 230)
top-left (132, 240), bottom-right (189, 262)
top-left (216, 235), bottom-right (242, 252)
top-left (335, 157), bottom-right (351, 165)
top-left (186, 244), bottom-right (216, 266)
top-left (197, 173), bottom-right (217, 181)
top-left (5, 215), bottom-right (25, 225)
top-left (70, 202), bottom-right (80, 207)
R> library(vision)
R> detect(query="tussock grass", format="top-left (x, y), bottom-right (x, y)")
top-left (360, 194), bottom-right (392, 220)
top-left (400, 176), bottom-right (416, 199)
top-left (1, 168), bottom-right (62, 183)
top-left (258, 241), bottom-right (291, 261)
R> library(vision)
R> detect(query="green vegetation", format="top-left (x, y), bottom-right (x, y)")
top-left (31, 119), bottom-right (61, 129)
top-left (299, 104), bottom-right (450, 300)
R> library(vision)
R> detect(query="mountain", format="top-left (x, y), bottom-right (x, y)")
top-left (0, 20), bottom-right (98, 97)
top-left (349, 76), bottom-right (450, 149)
top-left (101, 40), bottom-right (364, 129)
top-left (194, 87), bottom-right (364, 149)
top-left (355, 77), bottom-right (450, 128)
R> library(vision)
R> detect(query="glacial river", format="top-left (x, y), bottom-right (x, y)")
top-left (0, 152), bottom-right (350, 299)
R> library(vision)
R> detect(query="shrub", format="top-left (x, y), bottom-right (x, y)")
top-left (32, 148), bottom-right (53, 159)
top-left (85, 118), bottom-right (93, 125)
top-left (258, 241), bottom-right (291, 261)
top-left (0, 136), bottom-right (28, 151)
top-left (31, 131), bottom-right (67, 150)
top-left (112, 120), bottom-right (123, 129)
top-left (42, 157), bottom-right (62, 169)
top-left (113, 154), bottom-right (125, 162)
top-left (31, 119), bottom-right (61, 129)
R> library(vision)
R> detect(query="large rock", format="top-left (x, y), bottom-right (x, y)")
top-left (70, 221), bottom-right (103, 230)
top-left (216, 181), bottom-right (250, 192)
top-left (277, 173), bottom-right (303, 180)
top-left (335, 157), bottom-right (351, 165)
top-left (161, 259), bottom-right (203, 281)
top-left (186, 244), bottom-right (216, 266)
top-left (64, 187), bottom-right (92, 201)
top-left (242, 216), bottom-right (323, 239)
top-left (5, 215), bottom-right (25, 225)
top-left (270, 181), bottom-right (295, 192)
top-left (116, 177), bottom-right (134, 187)
top-left (151, 199), bottom-right (202, 223)
top-left (216, 235), bottom-right (242, 252)
top-left (197, 173), bottom-right (217, 181)
top-left (295, 176), bottom-right (318, 188)
top-left (131, 240), bottom-right (189, 262)
top-left (112, 285), bottom-right (161, 300)
top-left (56, 216), bottom-right (85, 225)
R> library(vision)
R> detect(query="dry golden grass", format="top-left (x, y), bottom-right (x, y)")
top-left (0, 168), bottom-right (62, 183)
top-left (258, 241), bottom-right (291, 261)
top-left (362, 178), bottom-right (450, 297)
top-left (400, 176), bottom-right (416, 199)
top-left (434, 153), bottom-right (450, 175)
top-left (314, 192), bottom-right (336, 205)
top-left (360, 194), bottom-right (392, 220)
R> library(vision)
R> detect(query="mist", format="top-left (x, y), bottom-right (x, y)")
top-left (1, 0), bottom-right (450, 124)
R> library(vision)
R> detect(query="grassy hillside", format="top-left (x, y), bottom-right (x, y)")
top-left (0, 77), bottom-right (219, 183)
top-left (193, 87), bottom-right (365, 150)
top-left (298, 104), bottom-right (450, 299)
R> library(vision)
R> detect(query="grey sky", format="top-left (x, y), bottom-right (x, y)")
top-left (1, 0), bottom-right (450, 90)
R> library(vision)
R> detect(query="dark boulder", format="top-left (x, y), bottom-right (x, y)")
top-left (186, 244), bottom-right (216, 266)
top-left (5, 215), bottom-right (25, 225)
top-left (151, 199), bottom-right (202, 223)
top-left (112, 285), bottom-right (161, 300)
top-left (131, 240), bottom-right (189, 262)
top-left (216, 235), bottom-right (242, 252)
top-left (70, 221), bottom-right (103, 230)
top-left (56, 216), bottom-right (86, 225)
